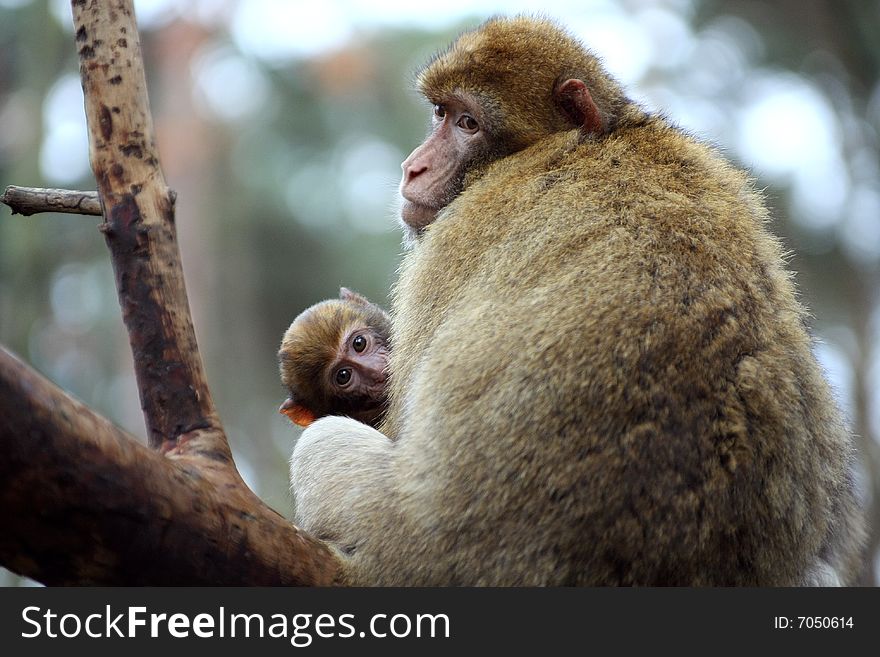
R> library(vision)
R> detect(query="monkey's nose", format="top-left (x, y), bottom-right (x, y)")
top-left (402, 161), bottom-right (428, 185)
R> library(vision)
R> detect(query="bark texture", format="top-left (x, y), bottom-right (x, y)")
top-left (0, 0), bottom-right (341, 586)
top-left (1, 186), bottom-right (102, 216)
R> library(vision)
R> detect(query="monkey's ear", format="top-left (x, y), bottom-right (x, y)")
top-left (340, 287), bottom-right (370, 306)
top-left (279, 398), bottom-right (318, 428)
top-left (554, 79), bottom-right (604, 135)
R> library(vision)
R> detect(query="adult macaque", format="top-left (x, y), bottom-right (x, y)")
top-left (290, 17), bottom-right (865, 585)
top-left (279, 288), bottom-right (390, 428)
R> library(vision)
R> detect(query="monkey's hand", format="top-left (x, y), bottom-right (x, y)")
top-left (290, 416), bottom-right (393, 553)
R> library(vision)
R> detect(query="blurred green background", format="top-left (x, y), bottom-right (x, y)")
top-left (1, 0), bottom-right (878, 585)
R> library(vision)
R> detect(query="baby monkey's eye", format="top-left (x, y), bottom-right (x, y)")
top-left (352, 335), bottom-right (367, 353)
top-left (335, 368), bottom-right (352, 386)
top-left (433, 104), bottom-right (446, 118)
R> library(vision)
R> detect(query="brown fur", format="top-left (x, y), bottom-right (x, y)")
top-left (418, 17), bottom-right (628, 149)
top-left (291, 16), bottom-right (865, 585)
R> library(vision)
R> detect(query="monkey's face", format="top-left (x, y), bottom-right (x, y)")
top-left (398, 17), bottom-right (611, 241)
top-left (279, 298), bottom-right (391, 429)
top-left (399, 92), bottom-right (490, 235)
top-left (325, 325), bottom-right (390, 425)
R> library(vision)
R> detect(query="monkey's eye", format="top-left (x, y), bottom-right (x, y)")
top-left (352, 335), bottom-right (367, 353)
top-left (457, 115), bottom-right (479, 132)
top-left (335, 368), bottom-right (352, 386)
top-left (433, 104), bottom-right (446, 119)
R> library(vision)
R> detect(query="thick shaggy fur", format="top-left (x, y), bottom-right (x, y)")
top-left (291, 16), bottom-right (865, 585)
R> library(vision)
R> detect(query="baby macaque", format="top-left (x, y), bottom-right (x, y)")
top-left (278, 288), bottom-right (391, 428)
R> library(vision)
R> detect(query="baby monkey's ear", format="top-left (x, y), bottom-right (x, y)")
top-left (279, 398), bottom-right (317, 428)
top-left (339, 287), bottom-right (371, 306)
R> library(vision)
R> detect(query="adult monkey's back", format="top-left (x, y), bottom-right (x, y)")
top-left (290, 16), bottom-right (865, 585)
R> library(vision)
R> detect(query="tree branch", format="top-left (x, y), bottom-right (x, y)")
top-left (0, 346), bottom-right (340, 585)
top-left (0, 0), bottom-right (341, 585)
top-left (1, 185), bottom-right (101, 216)
top-left (73, 0), bottom-right (217, 451)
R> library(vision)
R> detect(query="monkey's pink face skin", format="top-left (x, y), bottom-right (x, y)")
top-left (329, 327), bottom-right (389, 423)
top-left (399, 95), bottom-right (487, 231)
top-left (399, 199), bottom-right (440, 231)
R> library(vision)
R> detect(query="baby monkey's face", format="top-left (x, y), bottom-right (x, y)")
top-left (278, 291), bottom-right (391, 429)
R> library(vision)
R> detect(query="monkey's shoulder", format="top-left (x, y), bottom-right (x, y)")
top-left (396, 118), bottom-right (803, 352)
top-left (447, 123), bottom-right (760, 237)
top-left (437, 131), bottom-right (775, 275)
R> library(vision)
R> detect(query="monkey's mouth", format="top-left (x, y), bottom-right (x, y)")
top-left (400, 200), bottom-right (440, 230)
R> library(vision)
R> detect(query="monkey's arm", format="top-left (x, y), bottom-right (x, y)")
top-left (290, 416), bottom-right (394, 555)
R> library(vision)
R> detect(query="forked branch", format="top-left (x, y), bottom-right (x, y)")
top-left (0, 0), bottom-right (340, 585)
